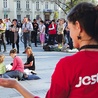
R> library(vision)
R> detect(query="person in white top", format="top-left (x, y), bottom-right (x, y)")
top-left (22, 17), bottom-right (33, 53)
top-left (5, 18), bottom-right (12, 45)
top-left (39, 20), bottom-right (45, 46)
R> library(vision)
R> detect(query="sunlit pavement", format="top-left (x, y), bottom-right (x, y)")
top-left (0, 41), bottom-right (74, 98)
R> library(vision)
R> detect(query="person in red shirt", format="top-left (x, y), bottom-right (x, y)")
top-left (3, 48), bottom-right (24, 80)
top-left (1, 2), bottom-right (98, 98)
top-left (48, 20), bottom-right (57, 45)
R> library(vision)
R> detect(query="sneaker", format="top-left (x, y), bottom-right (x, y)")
top-left (22, 51), bottom-right (25, 54)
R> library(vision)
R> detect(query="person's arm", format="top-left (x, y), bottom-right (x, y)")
top-left (0, 23), bottom-right (6, 31)
top-left (24, 55), bottom-right (34, 68)
top-left (36, 23), bottom-right (39, 30)
top-left (11, 58), bottom-right (17, 70)
top-left (0, 78), bottom-right (38, 98)
top-left (28, 23), bottom-right (33, 32)
top-left (49, 24), bottom-right (54, 30)
top-left (22, 24), bottom-right (25, 32)
top-left (41, 26), bottom-right (45, 34)
top-left (46, 58), bottom-right (71, 98)
top-left (3, 65), bottom-right (6, 74)
top-left (24, 61), bottom-right (33, 67)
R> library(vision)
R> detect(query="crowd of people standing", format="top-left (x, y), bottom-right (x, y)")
top-left (0, 17), bottom-right (73, 53)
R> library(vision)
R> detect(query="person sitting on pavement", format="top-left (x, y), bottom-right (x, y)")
top-left (0, 55), bottom-right (6, 77)
top-left (1, 2), bottom-right (98, 98)
top-left (3, 48), bottom-right (24, 80)
top-left (24, 46), bottom-right (35, 73)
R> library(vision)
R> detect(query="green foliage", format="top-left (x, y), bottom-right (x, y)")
top-left (54, 0), bottom-right (97, 15)
top-left (63, 0), bottom-right (80, 14)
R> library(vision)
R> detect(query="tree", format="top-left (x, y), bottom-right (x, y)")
top-left (51, 0), bottom-right (79, 15)
top-left (51, 0), bottom-right (97, 15)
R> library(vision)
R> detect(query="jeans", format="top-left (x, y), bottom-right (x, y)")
top-left (3, 70), bottom-right (23, 80)
top-left (23, 32), bottom-right (31, 49)
top-left (5, 30), bottom-right (11, 44)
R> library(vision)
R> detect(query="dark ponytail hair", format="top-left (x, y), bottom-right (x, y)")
top-left (10, 48), bottom-right (17, 54)
top-left (67, 2), bottom-right (98, 42)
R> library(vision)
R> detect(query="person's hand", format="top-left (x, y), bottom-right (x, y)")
top-left (0, 78), bottom-right (36, 98)
top-left (0, 78), bottom-right (17, 88)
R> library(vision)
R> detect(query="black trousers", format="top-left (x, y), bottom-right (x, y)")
top-left (67, 32), bottom-right (73, 49)
top-left (48, 34), bottom-right (56, 45)
top-left (31, 31), bottom-right (37, 46)
top-left (5, 30), bottom-right (11, 44)
top-left (12, 42), bottom-right (19, 53)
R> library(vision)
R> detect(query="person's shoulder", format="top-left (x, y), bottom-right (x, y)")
top-left (58, 51), bottom-right (82, 67)
top-left (0, 63), bottom-right (5, 67)
top-left (15, 56), bottom-right (22, 60)
top-left (30, 54), bottom-right (34, 57)
top-left (28, 22), bottom-right (32, 25)
top-left (43, 25), bottom-right (45, 28)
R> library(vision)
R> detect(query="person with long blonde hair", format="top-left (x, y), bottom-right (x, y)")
top-left (24, 46), bottom-right (35, 71)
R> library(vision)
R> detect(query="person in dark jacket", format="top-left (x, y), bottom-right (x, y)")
top-left (10, 19), bottom-right (19, 53)
top-left (24, 46), bottom-right (35, 71)
top-left (31, 19), bottom-right (39, 47)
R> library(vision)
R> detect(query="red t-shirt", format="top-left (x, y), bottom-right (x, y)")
top-left (46, 51), bottom-right (98, 98)
top-left (11, 56), bottom-right (24, 73)
top-left (48, 24), bottom-right (57, 35)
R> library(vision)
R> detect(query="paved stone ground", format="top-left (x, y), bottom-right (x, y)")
top-left (0, 41), bottom-right (74, 98)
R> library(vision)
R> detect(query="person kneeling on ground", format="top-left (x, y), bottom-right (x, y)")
top-left (3, 48), bottom-right (24, 80)
top-left (0, 55), bottom-right (6, 77)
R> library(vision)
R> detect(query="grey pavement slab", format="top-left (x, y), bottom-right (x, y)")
top-left (0, 42), bottom-right (74, 98)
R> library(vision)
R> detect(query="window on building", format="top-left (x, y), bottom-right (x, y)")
top-left (4, 14), bottom-right (8, 19)
top-left (26, 0), bottom-right (29, 9)
top-left (26, 15), bottom-right (30, 19)
top-left (17, 15), bottom-right (21, 21)
top-left (3, 0), bottom-right (7, 8)
top-left (45, 2), bottom-right (48, 9)
top-left (36, 15), bottom-right (40, 20)
top-left (17, 0), bottom-right (21, 9)
top-left (36, 1), bottom-right (39, 10)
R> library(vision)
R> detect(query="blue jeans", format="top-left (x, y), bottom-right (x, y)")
top-left (23, 32), bottom-right (31, 49)
top-left (3, 70), bottom-right (23, 80)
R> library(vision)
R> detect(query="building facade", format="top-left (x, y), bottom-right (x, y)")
top-left (0, 0), bottom-right (66, 21)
